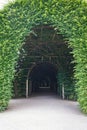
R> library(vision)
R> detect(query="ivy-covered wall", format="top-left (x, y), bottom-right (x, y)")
top-left (0, 0), bottom-right (87, 113)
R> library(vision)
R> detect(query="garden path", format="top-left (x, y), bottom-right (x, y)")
top-left (0, 93), bottom-right (87, 130)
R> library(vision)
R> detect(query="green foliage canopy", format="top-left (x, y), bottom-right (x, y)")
top-left (0, 0), bottom-right (87, 113)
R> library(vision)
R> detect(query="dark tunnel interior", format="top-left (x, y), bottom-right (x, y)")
top-left (29, 62), bottom-right (58, 94)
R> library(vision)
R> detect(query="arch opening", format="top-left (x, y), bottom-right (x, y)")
top-left (29, 62), bottom-right (58, 95)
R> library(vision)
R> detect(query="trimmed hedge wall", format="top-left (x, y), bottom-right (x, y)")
top-left (0, 0), bottom-right (87, 113)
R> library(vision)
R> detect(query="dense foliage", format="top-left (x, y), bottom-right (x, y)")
top-left (57, 71), bottom-right (76, 100)
top-left (0, 0), bottom-right (87, 113)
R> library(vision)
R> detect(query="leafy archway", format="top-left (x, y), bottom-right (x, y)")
top-left (14, 24), bottom-right (73, 98)
top-left (0, 0), bottom-right (87, 113)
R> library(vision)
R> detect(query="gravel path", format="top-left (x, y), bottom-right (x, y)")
top-left (0, 94), bottom-right (87, 130)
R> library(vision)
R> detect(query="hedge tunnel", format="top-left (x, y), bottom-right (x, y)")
top-left (0, 0), bottom-right (87, 113)
top-left (13, 24), bottom-right (74, 98)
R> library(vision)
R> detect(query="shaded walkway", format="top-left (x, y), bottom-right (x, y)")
top-left (0, 94), bottom-right (87, 130)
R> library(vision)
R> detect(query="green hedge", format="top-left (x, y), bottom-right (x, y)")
top-left (57, 71), bottom-right (76, 100)
top-left (0, 0), bottom-right (87, 113)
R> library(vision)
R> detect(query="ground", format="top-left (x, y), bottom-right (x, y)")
top-left (0, 94), bottom-right (87, 130)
